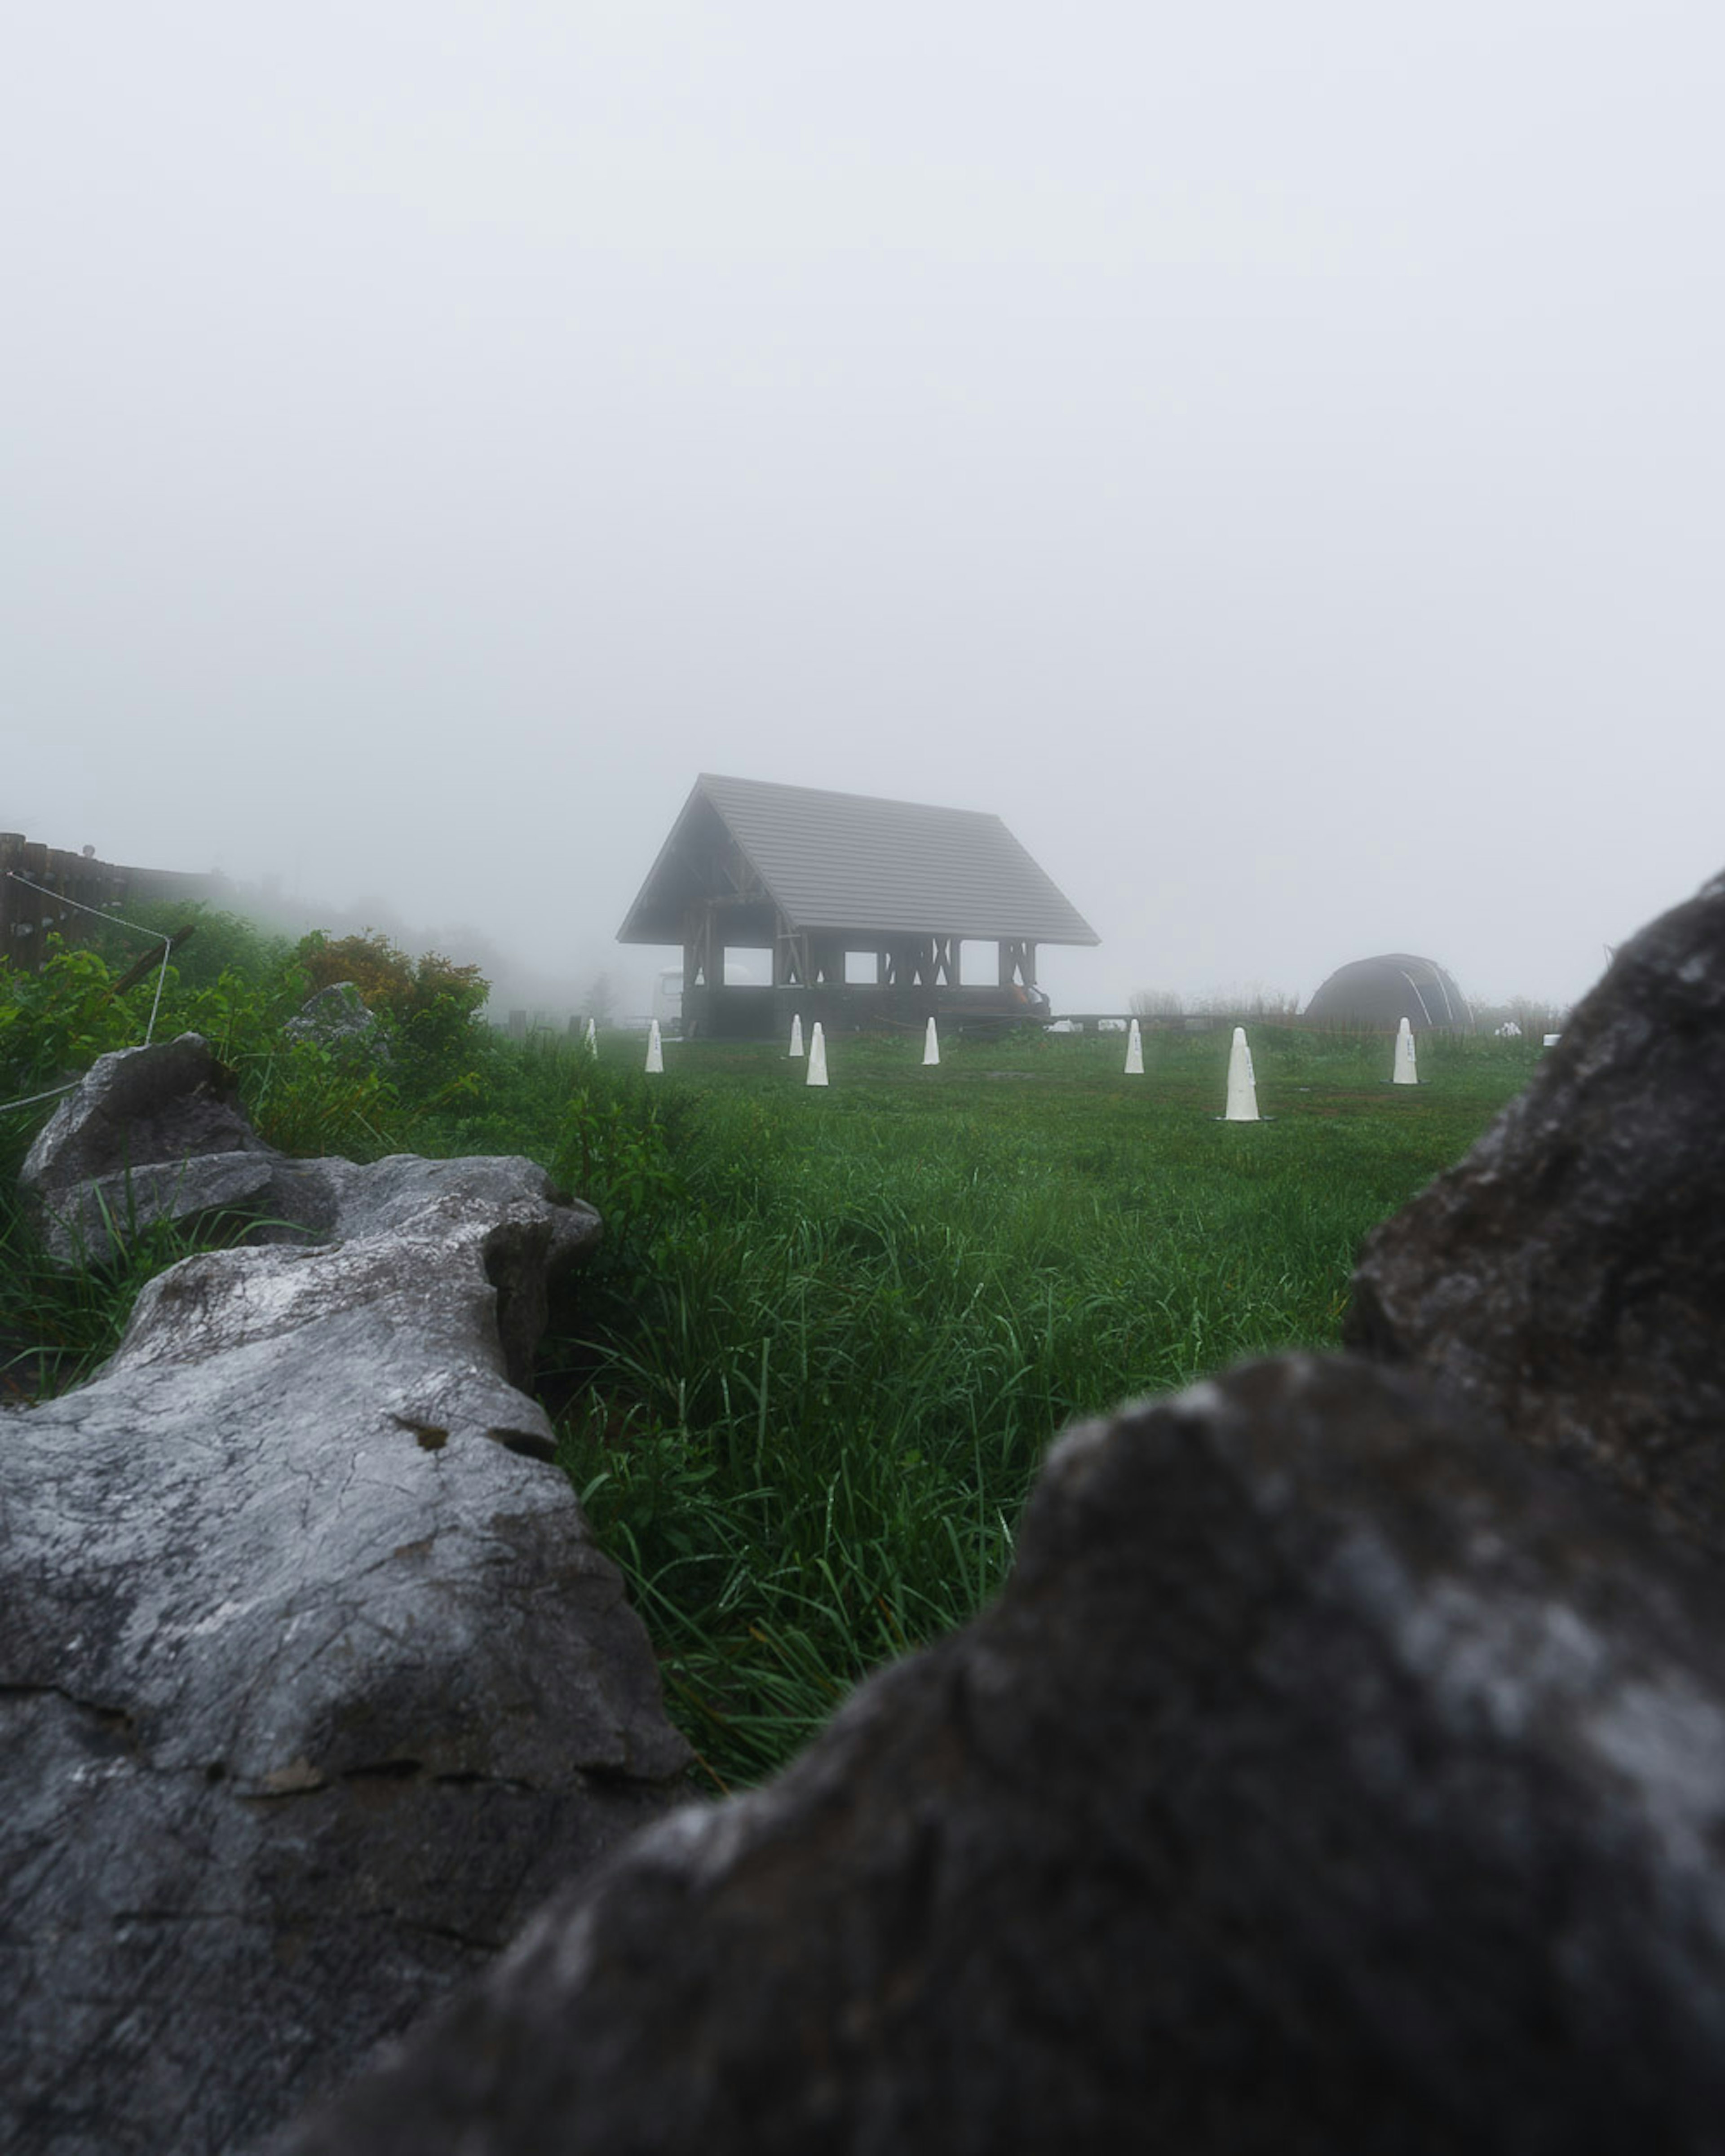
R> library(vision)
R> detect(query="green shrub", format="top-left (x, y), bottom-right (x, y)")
top-left (296, 932), bottom-right (486, 1069)
top-left (0, 945), bottom-right (139, 1113)
top-left (0, 917), bottom-right (498, 1384)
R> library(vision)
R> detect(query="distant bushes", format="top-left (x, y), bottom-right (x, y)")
top-left (295, 930), bottom-right (487, 1072)
top-left (0, 910), bottom-right (497, 1170)
top-left (0, 910), bottom-right (513, 1398)
top-left (1127, 985), bottom-right (1303, 1023)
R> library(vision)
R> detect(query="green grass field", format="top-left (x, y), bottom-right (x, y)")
top-left (0, 933), bottom-right (1541, 1789)
top-left (546, 1022), bottom-right (1539, 1790)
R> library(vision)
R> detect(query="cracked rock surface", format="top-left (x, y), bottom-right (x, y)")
top-left (22, 1032), bottom-right (344, 1263)
top-left (270, 1355), bottom-right (1725, 2156)
top-left (1, 1046), bottom-right (690, 2156)
top-left (1347, 868), bottom-right (1725, 1552)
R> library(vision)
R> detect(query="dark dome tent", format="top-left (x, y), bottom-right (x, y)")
top-left (1303, 953), bottom-right (1473, 1034)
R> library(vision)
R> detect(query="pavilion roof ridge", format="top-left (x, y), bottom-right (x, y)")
top-left (618, 774), bottom-right (1098, 949)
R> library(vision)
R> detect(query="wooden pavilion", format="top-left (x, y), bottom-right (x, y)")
top-left (617, 775), bottom-right (1099, 1038)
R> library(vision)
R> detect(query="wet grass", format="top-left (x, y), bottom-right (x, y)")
top-left (1, 998), bottom-right (1539, 1791)
top-left (546, 1023), bottom-right (1539, 1789)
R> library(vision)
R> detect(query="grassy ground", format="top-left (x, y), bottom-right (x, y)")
top-left (0, 960), bottom-right (1540, 1792)
top-left (546, 1022), bottom-right (1540, 1790)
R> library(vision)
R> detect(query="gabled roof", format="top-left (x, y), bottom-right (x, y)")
top-left (618, 775), bottom-right (1099, 947)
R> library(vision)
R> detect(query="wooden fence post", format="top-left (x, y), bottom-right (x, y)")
top-left (0, 833), bottom-right (22, 967)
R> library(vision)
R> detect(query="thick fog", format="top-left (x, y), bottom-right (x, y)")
top-left (6, 4), bottom-right (1721, 1019)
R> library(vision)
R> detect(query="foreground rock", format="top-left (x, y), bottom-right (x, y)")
top-left (1347, 869), bottom-right (1725, 1552)
top-left (0, 1057), bottom-right (690, 2156)
top-left (272, 1354), bottom-right (1725, 2156)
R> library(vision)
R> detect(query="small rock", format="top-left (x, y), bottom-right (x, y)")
top-left (284, 981), bottom-right (389, 1058)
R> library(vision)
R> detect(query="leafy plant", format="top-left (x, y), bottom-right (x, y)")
top-left (0, 945), bottom-right (141, 1106)
top-left (290, 928), bottom-right (490, 1100)
top-left (552, 1065), bottom-right (689, 1269)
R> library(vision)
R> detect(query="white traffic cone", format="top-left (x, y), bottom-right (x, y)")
top-left (1224, 1026), bottom-right (1260, 1121)
top-left (1393, 1016), bottom-right (1419, 1086)
top-left (1124, 1017), bottom-right (1144, 1075)
top-left (788, 1013), bottom-right (805, 1059)
top-left (806, 1021), bottom-right (829, 1087)
top-left (923, 1015), bottom-right (940, 1067)
top-left (583, 1015), bottom-right (598, 1059)
top-left (644, 1019), bottom-right (664, 1075)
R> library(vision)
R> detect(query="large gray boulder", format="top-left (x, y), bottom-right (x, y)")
top-left (269, 1353), bottom-right (1725, 2155)
top-left (1347, 868), bottom-right (1725, 1552)
top-left (20, 1032), bottom-right (340, 1263)
top-left (0, 1066), bottom-right (691, 2156)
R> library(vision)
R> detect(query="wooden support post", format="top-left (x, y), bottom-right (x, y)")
top-left (708, 901), bottom-right (726, 993)
top-left (703, 902), bottom-right (721, 988)
top-left (996, 938), bottom-right (1038, 989)
top-left (0, 833), bottom-right (22, 968)
top-left (773, 914), bottom-right (798, 986)
top-left (20, 842), bottom-right (49, 969)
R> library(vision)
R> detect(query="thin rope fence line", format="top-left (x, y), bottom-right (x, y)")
top-left (1, 871), bottom-right (178, 1116)
top-left (5, 870), bottom-right (173, 1040)
top-left (0, 1078), bottom-right (82, 1117)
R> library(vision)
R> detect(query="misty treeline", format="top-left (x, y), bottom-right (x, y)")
top-left (1129, 985), bottom-right (1300, 1022)
top-left (1129, 984), bottom-right (1570, 1034)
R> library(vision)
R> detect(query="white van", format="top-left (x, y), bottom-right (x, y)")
top-left (651, 968), bottom-right (683, 1034)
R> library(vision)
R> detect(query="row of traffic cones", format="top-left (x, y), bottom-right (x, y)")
top-left (780, 1012), bottom-right (939, 1087)
top-left (1124, 1015), bottom-right (1421, 1121)
top-left (628, 1010), bottom-right (1423, 1111)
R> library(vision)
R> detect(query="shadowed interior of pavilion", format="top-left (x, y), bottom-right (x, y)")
top-left (618, 775), bottom-right (1099, 1039)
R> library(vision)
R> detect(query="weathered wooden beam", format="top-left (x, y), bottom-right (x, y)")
top-left (0, 834), bottom-right (22, 964)
top-left (111, 924), bottom-right (196, 998)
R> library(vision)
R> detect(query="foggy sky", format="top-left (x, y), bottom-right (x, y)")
top-left (6, 4), bottom-right (1722, 1016)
